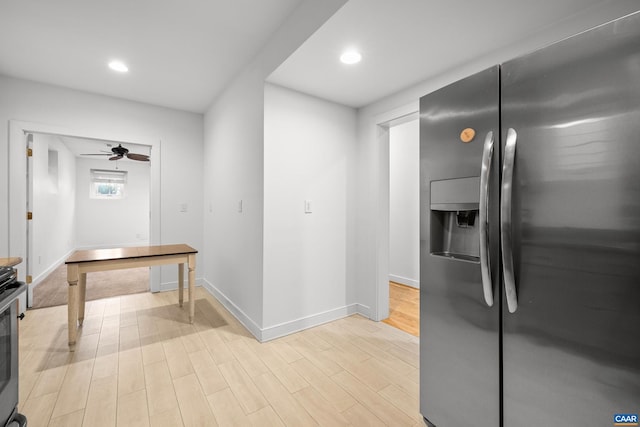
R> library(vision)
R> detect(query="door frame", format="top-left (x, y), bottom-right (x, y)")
top-left (8, 120), bottom-right (162, 309)
top-left (371, 102), bottom-right (419, 321)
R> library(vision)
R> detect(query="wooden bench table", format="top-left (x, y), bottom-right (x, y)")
top-left (65, 244), bottom-right (197, 350)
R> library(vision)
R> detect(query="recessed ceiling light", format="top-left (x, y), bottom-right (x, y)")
top-left (340, 50), bottom-right (362, 65)
top-left (108, 60), bottom-right (129, 73)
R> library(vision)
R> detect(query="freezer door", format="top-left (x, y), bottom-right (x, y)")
top-left (501, 11), bottom-right (640, 426)
top-left (419, 66), bottom-right (500, 426)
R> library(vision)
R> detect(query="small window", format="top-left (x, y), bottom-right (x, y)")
top-left (90, 169), bottom-right (127, 199)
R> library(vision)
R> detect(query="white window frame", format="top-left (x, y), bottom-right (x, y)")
top-left (90, 169), bottom-right (127, 199)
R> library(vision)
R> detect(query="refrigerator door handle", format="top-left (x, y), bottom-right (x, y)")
top-left (501, 128), bottom-right (518, 313)
top-left (479, 131), bottom-right (494, 307)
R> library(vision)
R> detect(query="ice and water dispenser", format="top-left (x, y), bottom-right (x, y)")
top-left (430, 176), bottom-right (480, 263)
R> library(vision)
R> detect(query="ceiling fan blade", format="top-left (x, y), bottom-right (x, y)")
top-left (81, 153), bottom-right (111, 156)
top-left (109, 155), bottom-right (124, 161)
top-left (126, 153), bottom-right (150, 161)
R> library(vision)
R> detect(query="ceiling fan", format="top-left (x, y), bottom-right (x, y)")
top-left (82, 144), bottom-right (149, 162)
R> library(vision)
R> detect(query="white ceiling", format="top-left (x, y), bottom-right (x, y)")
top-left (268, 0), bottom-right (640, 108)
top-left (0, 0), bottom-right (304, 113)
top-left (1, 0), bottom-right (638, 113)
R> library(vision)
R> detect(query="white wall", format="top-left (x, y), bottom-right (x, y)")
top-left (354, 1), bottom-right (640, 320)
top-left (389, 120), bottom-right (419, 288)
top-left (0, 75), bottom-right (203, 289)
top-left (203, 64), bottom-right (266, 334)
top-left (75, 157), bottom-right (150, 249)
top-left (202, 0), bottom-right (348, 339)
top-left (31, 134), bottom-right (76, 282)
top-left (262, 83), bottom-right (356, 338)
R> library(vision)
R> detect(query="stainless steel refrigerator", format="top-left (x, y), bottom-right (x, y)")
top-left (419, 11), bottom-right (640, 427)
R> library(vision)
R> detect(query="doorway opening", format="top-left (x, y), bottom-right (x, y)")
top-left (27, 133), bottom-right (152, 308)
top-left (8, 120), bottom-right (161, 311)
top-left (382, 117), bottom-right (420, 336)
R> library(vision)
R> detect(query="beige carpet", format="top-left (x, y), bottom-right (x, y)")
top-left (31, 264), bottom-right (149, 309)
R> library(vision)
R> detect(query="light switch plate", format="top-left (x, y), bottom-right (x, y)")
top-left (305, 200), bottom-right (312, 213)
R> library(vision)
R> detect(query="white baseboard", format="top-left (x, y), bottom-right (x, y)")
top-left (354, 303), bottom-right (372, 319)
top-left (201, 279), bottom-right (373, 342)
top-left (261, 304), bottom-right (359, 342)
top-left (201, 279), bottom-right (263, 340)
top-left (389, 274), bottom-right (419, 289)
top-left (31, 248), bottom-right (76, 288)
top-left (32, 245), bottom-right (149, 285)
top-left (28, 249), bottom-right (75, 308)
top-left (158, 278), bottom-right (204, 292)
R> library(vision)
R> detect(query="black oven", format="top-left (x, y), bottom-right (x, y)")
top-left (0, 274), bottom-right (27, 427)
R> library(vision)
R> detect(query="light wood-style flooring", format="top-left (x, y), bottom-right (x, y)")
top-left (382, 282), bottom-right (419, 337)
top-left (18, 287), bottom-right (422, 426)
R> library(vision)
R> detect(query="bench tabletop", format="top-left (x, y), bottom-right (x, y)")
top-left (66, 244), bottom-right (197, 264)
